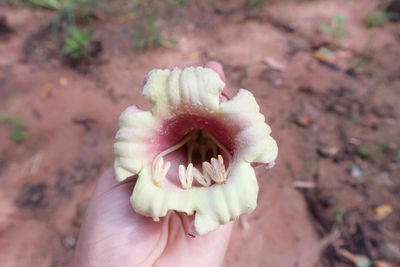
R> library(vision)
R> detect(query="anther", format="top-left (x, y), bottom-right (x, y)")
top-left (210, 157), bottom-right (226, 184)
top-left (193, 166), bottom-right (211, 187)
top-left (179, 163), bottom-right (194, 189)
top-left (218, 155), bottom-right (226, 180)
top-left (202, 161), bottom-right (218, 184)
top-left (152, 156), bottom-right (171, 186)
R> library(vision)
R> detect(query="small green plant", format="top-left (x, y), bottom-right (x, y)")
top-left (27, 0), bottom-right (105, 64)
top-left (62, 26), bottom-right (91, 59)
top-left (249, 0), bottom-right (268, 9)
top-left (29, 0), bottom-right (63, 9)
top-left (163, 0), bottom-right (189, 6)
top-left (349, 31), bottom-right (374, 74)
top-left (364, 10), bottom-right (389, 27)
top-left (0, 154), bottom-right (3, 163)
top-left (356, 134), bottom-right (400, 161)
top-left (29, 0), bottom-right (104, 35)
top-left (319, 14), bottom-right (350, 44)
top-left (0, 113), bottom-right (30, 144)
top-left (133, 12), bottom-right (172, 50)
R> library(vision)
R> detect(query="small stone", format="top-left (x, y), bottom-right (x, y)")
top-left (348, 138), bottom-right (361, 146)
top-left (272, 78), bottom-right (283, 86)
top-left (62, 236), bottom-right (76, 250)
top-left (349, 165), bottom-right (363, 180)
top-left (263, 57), bottom-right (286, 71)
top-left (317, 147), bottom-right (338, 158)
top-left (295, 115), bottom-right (313, 128)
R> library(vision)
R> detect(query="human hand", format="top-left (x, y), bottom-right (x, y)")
top-left (73, 62), bottom-right (234, 267)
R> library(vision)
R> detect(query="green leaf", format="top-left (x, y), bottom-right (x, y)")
top-left (364, 10), bottom-right (388, 27)
top-left (332, 28), bottom-right (349, 38)
top-left (333, 14), bottom-right (346, 25)
top-left (29, 0), bottom-right (61, 10)
top-left (0, 113), bottom-right (13, 122)
top-left (65, 38), bottom-right (79, 49)
top-left (10, 129), bottom-right (30, 144)
top-left (0, 113), bottom-right (30, 144)
top-left (319, 22), bottom-right (331, 34)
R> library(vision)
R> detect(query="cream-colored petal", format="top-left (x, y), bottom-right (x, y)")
top-left (131, 160), bottom-right (258, 235)
top-left (219, 89), bottom-right (278, 164)
top-left (142, 69), bottom-right (171, 115)
top-left (142, 67), bottom-right (225, 118)
top-left (114, 108), bottom-right (159, 181)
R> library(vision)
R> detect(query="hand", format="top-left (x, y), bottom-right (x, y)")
top-left (73, 62), bottom-right (234, 267)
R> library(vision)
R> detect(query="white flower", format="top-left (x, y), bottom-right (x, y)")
top-left (114, 66), bottom-right (278, 235)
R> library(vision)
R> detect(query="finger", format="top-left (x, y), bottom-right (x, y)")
top-left (204, 61), bottom-right (235, 99)
top-left (205, 60), bottom-right (226, 82)
top-left (155, 212), bottom-right (235, 267)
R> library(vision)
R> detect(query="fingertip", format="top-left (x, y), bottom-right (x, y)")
top-left (205, 60), bottom-right (226, 82)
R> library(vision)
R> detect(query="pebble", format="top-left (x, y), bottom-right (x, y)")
top-left (349, 165), bottom-right (363, 180)
top-left (62, 236), bottom-right (76, 250)
top-left (263, 57), bottom-right (286, 71)
top-left (317, 147), bottom-right (338, 158)
top-left (295, 115), bottom-right (313, 128)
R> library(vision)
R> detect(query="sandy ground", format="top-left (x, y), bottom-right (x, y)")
top-left (0, 0), bottom-right (399, 266)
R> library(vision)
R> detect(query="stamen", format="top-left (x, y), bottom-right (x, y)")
top-left (187, 163), bottom-right (193, 185)
top-left (152, 156), bottom-right (163, 177)
top-left (210, 157), bottom-right (226, 184)
top-left (211, 157), bottom-right (221, 178)
top-left (203, 131), bottom-right (233, 170)
top-left (160, 161), bottom-right (171, 181)
top-left (218, 155), bottom-right (226, 180)
top-left (179, 165), bottom-right (187, 188)
top-left (152, 156), bottom-right (171, 186)
top-left (202, 161), bottom-right (217, 183)
top-left (152, 132), bottom-right (198, 187)
top-left (179, 163), bottom-right (194, 189)
top-left (202, 165), bottom-right (214, 186)
top-left (193, 166), bottom-right (211, 187)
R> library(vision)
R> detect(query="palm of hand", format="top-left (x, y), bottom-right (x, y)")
top-left (74, 168), bottom-right (233, 267)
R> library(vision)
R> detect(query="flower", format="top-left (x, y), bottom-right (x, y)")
top-left (114, 66), bottom-right (278, 235)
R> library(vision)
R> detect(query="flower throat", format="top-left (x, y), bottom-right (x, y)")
top-left (152, 130), bottom-right (233, 189)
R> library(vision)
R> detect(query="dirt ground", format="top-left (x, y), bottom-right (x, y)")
top-left (0, 0), bottom-right (399, 266)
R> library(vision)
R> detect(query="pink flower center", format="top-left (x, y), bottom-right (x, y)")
top-left (152, 114), bottom-right (237, 189)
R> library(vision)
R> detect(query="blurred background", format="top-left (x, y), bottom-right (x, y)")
top-left (0, 0), bottom-right (399, 266)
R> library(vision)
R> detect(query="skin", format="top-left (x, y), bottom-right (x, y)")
top-left (73, 61), bottom-right (234, 267)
